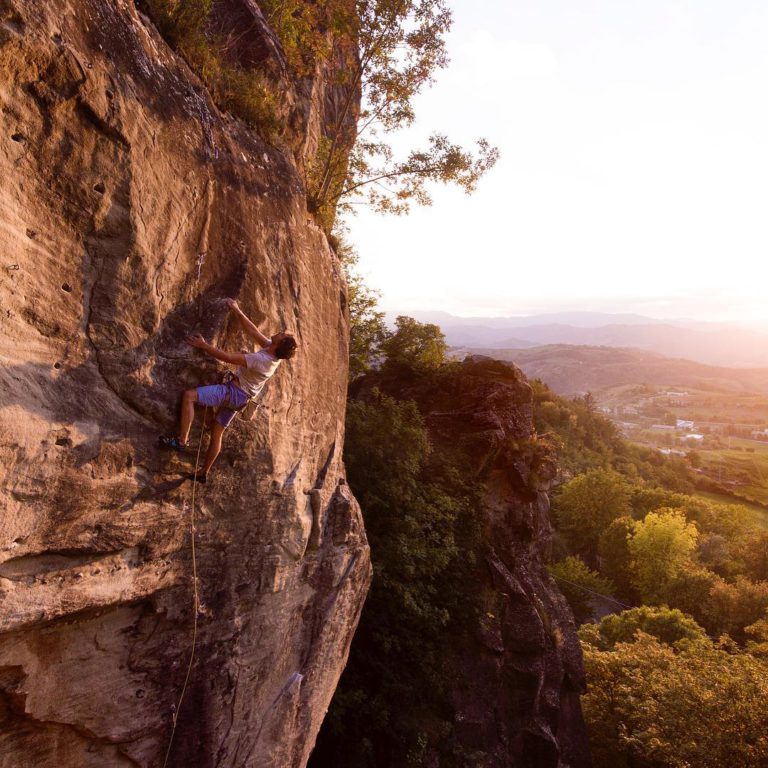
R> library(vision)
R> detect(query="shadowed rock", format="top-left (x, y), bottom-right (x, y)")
top-left (349, 357), bottom-right (592, 767)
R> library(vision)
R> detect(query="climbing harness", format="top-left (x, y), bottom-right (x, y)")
top-left (220, 371), bottom-right (250, 413)
top-left (162, 407), bottom-right (208, 768)
top-left (220, 370), bottom-right (269, 419)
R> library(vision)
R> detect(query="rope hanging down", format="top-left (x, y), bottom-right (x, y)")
top-left (162, 407), bottom-right (208, 768)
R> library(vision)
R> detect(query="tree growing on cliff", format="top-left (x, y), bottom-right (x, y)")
top-left (303, 0), bottom-right (499, 225)
top-left (146, 0), bottom-right (498, 227)
top-left (380, 315), bottom-right (447, 374)
top-left (333, 231), bottom-right (388, 379)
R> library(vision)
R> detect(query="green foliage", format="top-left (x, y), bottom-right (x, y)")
top-left (745, 614), bottom-right (768, 656)
top-left (144, 0), bottom-right (280, 135)
top-left (580, 605), bottom-right (708, 650)
top-left (597, 516), bottom-right (638, 602)
top-left (314, 388), bottom-right (483, 766)
top-left (148, 0), bottom-right (498, 227)
top-left (552, 468), bottom-right (633, 560)
top-left (531, 370), bottom-right (768, 765)
top-left (662, 564), bottom-right (723, 624)
top-left (548, 556), bottom-right (615, 624)
top-left (335, 134), bottom-right (499, 216)
top-left (579, 629), bottom-right (768, 768)
top-left (627, 509), bottom-right (698, 603)
top-left (696, 531), bottom-right (733, 575)
top-left (531, 382), bottom-right (622, 476)
top-left (258, 0), bottom-right (344, 75)
top-left (742, 529), bottom-right (768, 581)
top-left (631, 489), bottom-right (755, 541)
top-left (334, 232), bottom-right (388, 379)
top-left (706, 576), bottom-right (768, 643)
top-left (630, 490), bottom-right (763, 582)
top-left (380, 315), bottom-right (447, 374)
top-left (531, 380), bottom-right (694, 492)
top-left (306, 0), bottom-right (499, 225)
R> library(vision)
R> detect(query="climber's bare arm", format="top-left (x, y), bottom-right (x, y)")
top-left (186, 334), bottom-right (246, 367)
top-left (225, 298), bottom-right (271, 347)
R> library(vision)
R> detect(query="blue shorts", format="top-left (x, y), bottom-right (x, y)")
top-left (196, 382), bottom-right (250, 427)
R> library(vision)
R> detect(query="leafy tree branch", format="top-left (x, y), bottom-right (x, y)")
top-left (303, 0), bottom-right (499, 226)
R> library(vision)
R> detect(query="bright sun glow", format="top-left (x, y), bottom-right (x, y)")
top-left (347, 0), bottom-right (768, 327)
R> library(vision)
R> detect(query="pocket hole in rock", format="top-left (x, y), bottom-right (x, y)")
top-left (11, 133), bottom-right (24, 143)
top-left (52, 33), bottom-right (62, 44)
top-left (54, 362), bottom-right (62, 370)
top-left (25, 228), bottom-right (36, 239)
top-left (61, 282), bottom-right (73, 292)
top-left (93, 182), bottom-right (105, 194)
top-left (55, 437), bottom-right (72, 447)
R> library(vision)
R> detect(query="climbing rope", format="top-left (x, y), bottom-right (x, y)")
top-left (550, 573), bottom-right (634, 610)
top-left (550, 573), bottom-right (726, 642)
top-left (162, 407), bottom-right (208, 768)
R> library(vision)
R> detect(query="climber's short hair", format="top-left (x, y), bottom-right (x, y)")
top-left (275, 334), bottom-right (298, 360)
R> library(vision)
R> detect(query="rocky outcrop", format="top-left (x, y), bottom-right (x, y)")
top-left (350, 357), bottom-right (592, 767)
top-left (0, 1), bottom-right (370, 766)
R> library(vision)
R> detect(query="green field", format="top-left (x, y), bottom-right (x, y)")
top-left (696, 438), bottom-right (768, 506)
top-left (694, 490), bottom-right (768, 528)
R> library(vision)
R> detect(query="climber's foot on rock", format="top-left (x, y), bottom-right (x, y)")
top-left (158, 435), bottom-right (188, 451)
top-left (186, 468), bottom-right (207, 484)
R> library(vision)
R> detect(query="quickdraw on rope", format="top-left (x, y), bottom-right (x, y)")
top-left (162, 406), bottom-right (208, 768)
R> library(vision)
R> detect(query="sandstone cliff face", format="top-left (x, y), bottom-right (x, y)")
top-left (0, 1), bottom-right (370, 766)
top-left (351, 358), bottom-right (592, 768)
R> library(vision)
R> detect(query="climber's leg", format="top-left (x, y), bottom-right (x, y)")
top-left (179, 388), bottom-right (198, 445)
top-left (158, 388), bottom-right (198, 450)
top-left (161, 385), bottom-right (230, 452)
top-left (188, 404), bottom-right (237, 481)
top-left (200, 421), bottom-right (227, 476)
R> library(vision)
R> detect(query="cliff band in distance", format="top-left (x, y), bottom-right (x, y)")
top-left (0, 1), bottom-right (371, 766)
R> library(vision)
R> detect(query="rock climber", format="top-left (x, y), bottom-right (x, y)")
top-left (158, 298), bottom-right (297, 482)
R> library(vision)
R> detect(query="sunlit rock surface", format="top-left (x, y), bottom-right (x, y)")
top-left (0, 1), bottom-right (370, 765)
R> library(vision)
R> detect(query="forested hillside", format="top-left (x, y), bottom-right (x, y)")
top-left (536, 381), bottom-right (768, 767)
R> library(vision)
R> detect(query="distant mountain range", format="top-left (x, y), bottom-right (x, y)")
top-left (390, 311), bottom-right (768, 368)
top-left (455, 344), bottom-right (768, 397)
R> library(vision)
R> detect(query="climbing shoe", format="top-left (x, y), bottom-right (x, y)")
top-left (186, 470), bottom-right (207, 485)
top-left (158, 435), bottom-right (188, 451)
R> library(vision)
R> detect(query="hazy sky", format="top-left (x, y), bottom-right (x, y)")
top-left (347, 0), bottom-right (768, 325)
